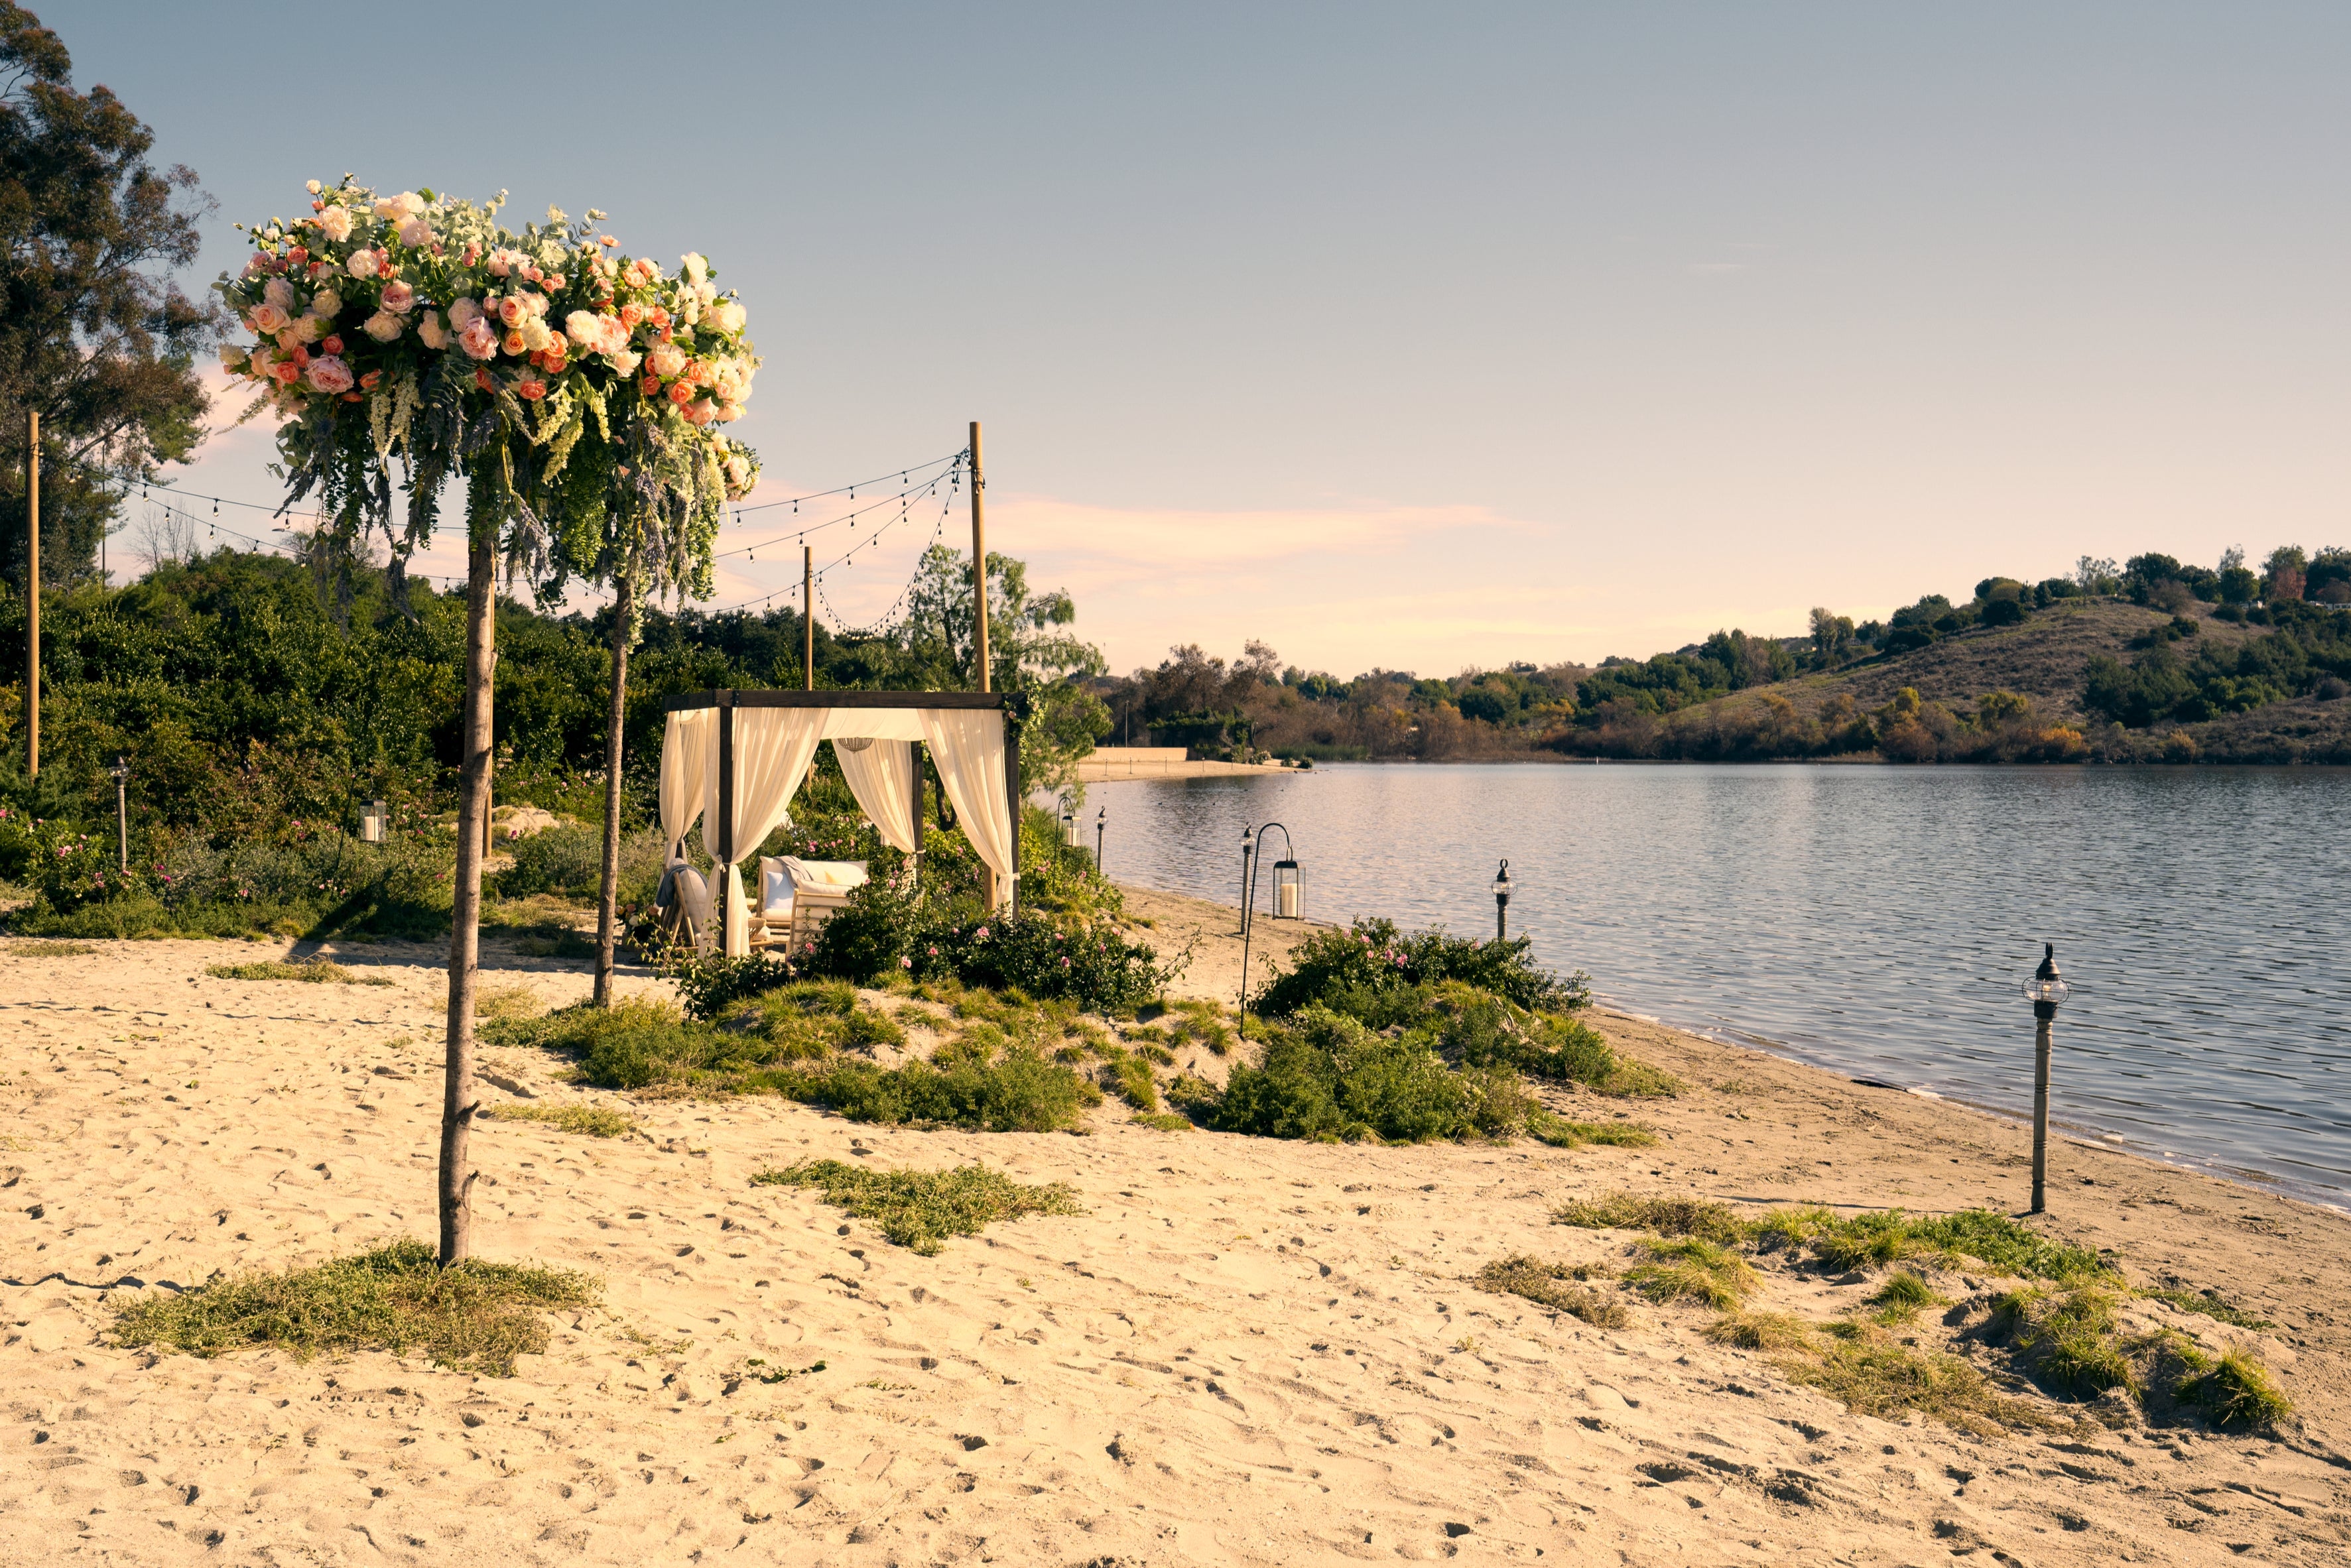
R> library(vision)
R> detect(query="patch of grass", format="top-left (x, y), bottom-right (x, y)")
top-left (1527, 1111), bottom-right (1658, 1150)
top-left (481, 1103), bottom-right (638, 1138)
top-left (1866, 1270), bottom-right (1942, 1325)
top-left (1702, 1310), bottom-right (1815, 1351)
top-left (1131, 1111), bottom-right (1192, 1132)
top-left (476, 984), bottom-right (542, 1020)
top-left (1551, 1193), bottom-right (1747, 1246)
top-left (1993, 1283), bottom-right (2140, 1398)
top-left (765, 1033), bottom-right (1102, 1132)
top-left (751, 1160), bottom-right (1082, 1256)
top-left (1100, 1050), bottom-right (1160, 1112)
top-left (1624, 1237), bottom-right (1759, 1309)
top-left (109, 1239), bottom-right (598, 1376)
top-left (204, 957), bottom-right (394, 987)
top-left (2179, 1345), bottom-right (2293, 1429)
top-left (1159, 998), bottom-right (1234, 1056)
top-left (1791, 1207), bottom-right (2109, 1280)
top-left (1473, 1254), bottom-right (1629, 1329)
top-left (2145, 1286), bottom-right (2275, 1329)
top-left (7, 939), bottom-right (97, 956)
top-left (1786, 1335), bottom-right (2051, 1434)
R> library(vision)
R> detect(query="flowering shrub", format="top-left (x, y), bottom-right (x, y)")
top-left (1251, 917), bottom-right (1586, 1018)
top-left (220, 178), bottom-right (757, 593)
top-left (0, 811), bottom-right (140, 912)
top-left (913, 913), bottom-right (1164, 1014)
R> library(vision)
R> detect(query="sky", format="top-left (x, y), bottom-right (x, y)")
top-left (57, 1), bottom-right (2351, 678)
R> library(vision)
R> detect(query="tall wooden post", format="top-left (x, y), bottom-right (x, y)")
top-left (802, 544), bottom-right (814, 690)
top-left (24, 410), bottom-right (36, 779)
top-left (970, 421), bottom-right (989, 693)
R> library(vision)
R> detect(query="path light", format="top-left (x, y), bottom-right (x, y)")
top-left (2023, 942), bottom-right (2070, 1215)
top-left (1061, 799), bottom-right (1076, 847)
top-left (1238, 823), bottom-right (1297, 1026)
top-left (1094, 806), bottom-right (1106, 875)
top-left (361, 798), bottom-right (389, 844)
top-left (1240, 826), bottom-right (1256, 939)
top-left (1492, 858), bottom-right (1513, 942)
top-left (109, 753), bottom-right (131, 873)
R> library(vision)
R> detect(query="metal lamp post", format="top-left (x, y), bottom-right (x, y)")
top-left (1094, 806), bottom-right (1106, 874)
top-left (1492, 858), bottom-right (1512, 942)
top-left (1239, 826), bottom-right (1256, 939)
top-left (1238, 823), bottom-right (1297, 1026)
top-left (108, 753), bottom-right (130, 873)
top-left (2023, 942), bottom-right (2070, 1214)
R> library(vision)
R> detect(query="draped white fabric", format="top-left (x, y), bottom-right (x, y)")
top-left (702, 707), bottom-right (830, 955)
top-left (659, 709), bottom-right (714, 856)
top-left (819, 707), bottom-right (926, 742)
top-left (833, 739), bottom-right (919, 853)
top-left (919, 709), bottom-right (1014, 908)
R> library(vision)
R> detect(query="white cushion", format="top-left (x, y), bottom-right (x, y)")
top-left (760, 867), bottom-right (794, 916)
top-left (786, 857), bottom-right (868, 891)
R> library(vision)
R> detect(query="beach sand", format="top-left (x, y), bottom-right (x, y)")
top-left (3, 890), bottom-right (2348, 1565)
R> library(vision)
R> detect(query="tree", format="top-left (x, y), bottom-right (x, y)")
top-left (0, 2), bottom-right (220, 590)
top-left (2263, 546), bottom-right (2307, 603)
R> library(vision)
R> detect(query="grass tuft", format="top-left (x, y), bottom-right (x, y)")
top-left (1866, 1269), bottom-right (1942, 1324)
top-left (1786, 1335), bottom-right (2051, 1433)
top-left (1552, 1193), bottom-right (1746, 1246)
top-left (751, 1160), bottom-right (1083, 1256)
top-left (477, 984), bottom-right (543, 1020)
top-left (7, 939), bottom-right (97, 957)
top-left (2145, 1286), bottom-right (2275, 1330)
top-left (1624, 1237), bottom-right (1759, 1309)
top-left (1473, 1254), bottom-right (1628, 1329)
top-left (109, 1239), bottom-right (598, 1376)
top-left (204, 957), bottom-right (393, 987)
top-left (1994, 1283), bottom-right (2141, 1399)
top-left (1702, 1310), bottom-right (1816, 1351)
top-left (481, 1103), bottom-right (638, 1138)
top-left (1527, 1112), bottom-right (1658, 1150)
top-left (2180, 1346), bottom-right (2293, 1429)
top-left (1129, 1111), bottom-right (1192, 1132)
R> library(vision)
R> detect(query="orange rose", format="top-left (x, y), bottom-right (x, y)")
top-left (640, 375), bottom-right (661, 397)
top-left (667, 381), bottom-right (694, 406)
top-left (502, 330), bottom-right (526, 356)
top-left (475, 367), bottom-right (495, 393)
top-left (517, 379), bottom-right (546, 401)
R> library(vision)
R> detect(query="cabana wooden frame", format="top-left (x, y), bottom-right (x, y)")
top-left (662, 688), bottom-right (1028, 913)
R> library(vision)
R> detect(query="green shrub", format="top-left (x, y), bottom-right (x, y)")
top-left (1624, 1237), bottom-right (1759, 1308)
top-left (496, 824), bottom-right (604, 899)
top-left (109, 1239), bottom-right (597, 1376)
top-left (1253, 918), bottom-right (1588, 1017)
top-left (752, 1159), bottom-right (1082, 1255)
top-left (2179, 1346), bottom-right (2293, 1429)
top-left (764, 1033), bottom-right (1101, 1132)
top-left (481, 1103), bottom-right (638, 1138)
top-left (1553, 1193), bottom-right (1748, 1246)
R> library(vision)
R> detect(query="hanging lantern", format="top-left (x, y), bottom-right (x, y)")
top-left (1273, 854), bottom-right (1303, 920)
top-left (361, 799), bottom-right (389, 843)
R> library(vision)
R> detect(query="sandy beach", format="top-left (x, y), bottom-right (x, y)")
top-left (5, 888), bottom-right (2349, 1565)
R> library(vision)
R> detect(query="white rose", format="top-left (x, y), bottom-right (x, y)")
top-left (305, 179), bottom-right (323, 195)
top-left (645, 342), bottom-right (686, 379)
top-left (447, 297), bottom-right (481, 328)
top-left (373, 191), bottom-right (422, 223)
top-left (263, 277), bottom-right (296, 313)
top-left (318, 205), bottom-right (353, 243)
top-left (607, 348), bottom-right (641, 376)
top-left (397, 216), bottom-right (435, 249)
top-left (418, 310), bottom-right (448, 349)
top-left (680, 252), bottom-right (708, 284)
top-left (290, 314), bottom-right (324, 345)
top-left (710, 300), bottom-right (747, 335)
top-left (520, 316), bottom-right (552, 353)
top-left (218, 343), bottom-right (250, 373)
top-left (347, 249), bottom-right (379, 280)
top-left (564, 309), bottom-right (600, 345)
top-left (363, 310), bottom-right (403, 343)
top-left (311, 287), bottom-right (342, 318)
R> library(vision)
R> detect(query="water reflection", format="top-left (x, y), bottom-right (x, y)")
top-left (1092, 764), bottom-right (2351, 1205)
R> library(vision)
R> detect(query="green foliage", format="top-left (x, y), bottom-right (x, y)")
top-left (2179, 1346), bottom-right (2293, 1429)
top-left (751, 1159), bottom-right (1082, 1256)
top-left (764, 1034), bottom-right (1101, 1132)
top-left (1702, 1311), bottom-right (1816, 1351)
top-left (109, 1239), bottom-right (598, 1376)
top-left (2086, 603), bottom-right (2351, 728)
top-left (1993, 1282), bottom-right (2139, 1398)
top-left (1787, 1337), bottom-right (2042, 1431)
top-left (1255, 918), bottom-right (1588, 1017)
top-left (496, 824), bottom-right (604, 899)
top-left (1624, 1237), bottom-right (1759, 1309)
top-left (204, 957), bottom-right (392, 987)
top-left (2143, 1286), bottom-right (2274, 1329)
top-left (1552, 1193), bottom-right (1747, 1246)
top-left (1474, 1255), bottom-right (1627, 1328)
top-left (481, 1103), bottom-right (638, 1138)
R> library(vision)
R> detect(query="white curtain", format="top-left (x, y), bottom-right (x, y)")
top-left (659, 709), bottom-right (714, 857)
top-left (833, 739), bottom-right (919, 853)
top-left (920, 709), bottom-right (1015, 909)
top-left (704, 707), bottom-right (830, 954)
top-left (819, 708), bottom-right (925, 742)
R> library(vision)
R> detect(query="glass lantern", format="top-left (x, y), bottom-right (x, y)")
top-left (361, 799), bottom-right (389, 844)
top-left (2023, 942), bottom-right (2068, 1020)
top-left (1273, 857), bottom-right (1302, 920)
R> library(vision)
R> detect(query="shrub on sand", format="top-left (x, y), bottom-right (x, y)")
top-left (481, 1103), bottom-right (637, 1138)
top-left (752, 1160), bottom-right (1082, 1255)
top-left (1702, 1311), bottom-right (1816, 1352)
top-left (1552, 1193), bottom-right (1747, 1246)
top-left (204, 957), bottom-right (393, 987)
top-left (1624, 1238), bottom-right (1758, 1309)
top-left (110, 1239), bottom-right (597, 1376)
top-left (1474, 1254), bottom-right (1628, 1329)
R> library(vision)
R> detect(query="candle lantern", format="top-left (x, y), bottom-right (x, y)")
top-left (1273, 855), bottom-right (1303, 920)
top-left (361, 799), bottom-right (389, 844)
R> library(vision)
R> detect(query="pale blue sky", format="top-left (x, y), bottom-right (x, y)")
top-left (61, 1), bottom-right (2351, 674)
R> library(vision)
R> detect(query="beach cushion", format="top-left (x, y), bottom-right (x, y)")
top-left (759, 858), bottom-right (795, 916)
top-left (781, 857), bottom-right (867, 892)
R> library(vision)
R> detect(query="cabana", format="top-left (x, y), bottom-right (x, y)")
top-left (659, 690), bottom-right (1025, 956)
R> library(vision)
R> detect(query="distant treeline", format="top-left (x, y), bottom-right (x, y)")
top-left (1099, 547), bottom-right (2351, 764)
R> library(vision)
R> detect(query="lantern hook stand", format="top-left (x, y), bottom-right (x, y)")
top-left (1236, 821), bottom-right (1296, 1032)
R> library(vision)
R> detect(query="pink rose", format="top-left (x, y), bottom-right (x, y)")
top-left (516, 379), bottom-right (547, 401)
top-left (304, 357), bottom-right (353, 395)
top-left (247, 302), bottom-right (290, 335)
top-left (457, 317), bottom-right (499, 360)
top-left (379, 280), bottom-right (415, 314)
top-left (448, 297), bottom-right (481, 329)
top-left (497, 295), bottom-right (527, 328)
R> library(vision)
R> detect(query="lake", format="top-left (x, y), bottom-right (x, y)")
top-left (1087, 763), bottom-right (2351, 1207)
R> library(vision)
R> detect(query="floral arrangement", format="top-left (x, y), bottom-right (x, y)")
top-left (217, 178), bottom-right (759, 597)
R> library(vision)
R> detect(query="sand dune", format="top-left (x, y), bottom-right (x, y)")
top-left (4, 904), bottom-right (2348, 1565)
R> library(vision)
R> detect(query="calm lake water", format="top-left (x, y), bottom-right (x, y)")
top-left (1089, 763), bottom-right (2351, 1207)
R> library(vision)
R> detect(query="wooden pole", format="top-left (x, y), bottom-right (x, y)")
top-left (970, 421), bottom-right (989, 694)
top-left (592, 567), bottom-right (636, 1008)
top-left (24, 409), bottom-right (36, 779)
top-left (440, 530), bottom-right (497, 1266)
top-left (802, 544), bottom-right (814, 690)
